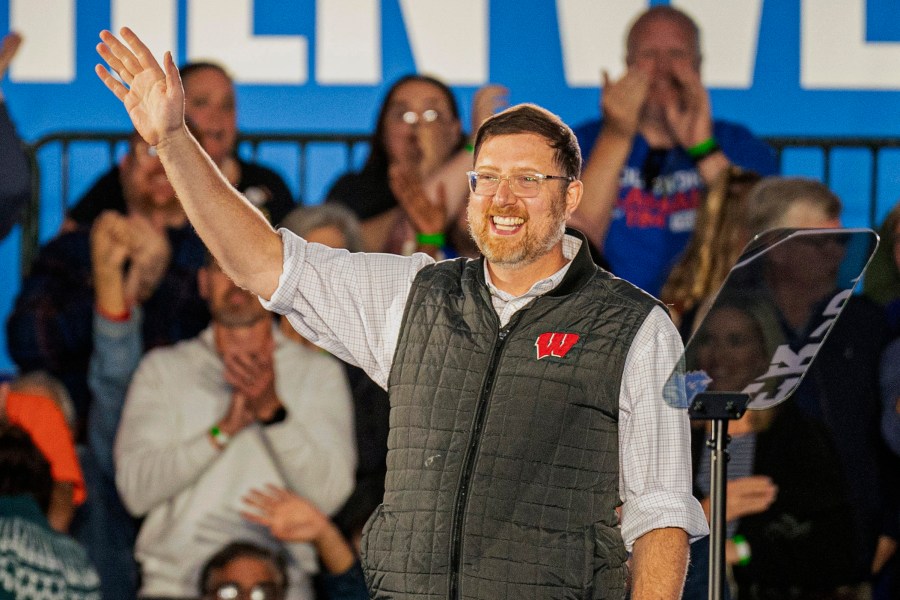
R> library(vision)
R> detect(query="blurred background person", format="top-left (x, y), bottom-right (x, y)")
top-left (65, 61), bottom-right (296, 229)
top-left (325, 75), bottom-right (506, 256)
top-left (571, 5), bottom-right (777, 296)
top-left (0, 31), bottom-right (30, 241)
top-left (742, 177), bottom-right (898, 597)
top-left (864, 201), bottom-right (900, 338)
top-left (683, 300), bottom-right (857, 600)
top-left (198, 541), bottom-right (288, 600)
top-left (243, 484), bottom-right (368, 600)
top-left (114, 252), bottom-right (355, 600)
top-left (6, 130), bottom-right (209, 434)
top-left (278, 204), bottom-right (390, 547)
top-left (5, 369), bottom-right (83, 533)
top-left (0, 420), bottom-right (100, 598)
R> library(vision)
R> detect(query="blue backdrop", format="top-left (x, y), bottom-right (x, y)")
top-left (2, 0), bottom-right (900, 373)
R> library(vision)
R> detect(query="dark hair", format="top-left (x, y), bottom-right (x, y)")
top-left (199, 541), bottom-right (289, 596)
top-left (473, 103), bottom-right (582, 179)
top-left (0, 423), bottom-right (53, 514)
top-left (364, 74), bottom-right (464, 175)
top-left (180, 61), bottom-right (233, 84)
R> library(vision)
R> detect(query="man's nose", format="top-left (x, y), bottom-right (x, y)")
top-left (493, 178), bottom-right (516, 206)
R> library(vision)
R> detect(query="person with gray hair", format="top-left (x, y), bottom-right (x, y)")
top-left (744, 176), bottom-right (842, 235)
top-left (278, 202), bottom-right (390, 555)
top-left (280, 204), bottom-right (364, 253)
top-left (741, 175), bottom-right (899, 596)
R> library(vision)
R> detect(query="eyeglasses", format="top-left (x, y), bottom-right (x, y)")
top-left (206, 582), bottom-right (282, 600)
top-left (388, 108), bottom-right (443, 125)
top-left (466, 171), bottom-right (575, 198)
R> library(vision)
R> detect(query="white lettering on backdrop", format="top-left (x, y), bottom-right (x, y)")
top-left (8, 0), bottom-right (900, 89)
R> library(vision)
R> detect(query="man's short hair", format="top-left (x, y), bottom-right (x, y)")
top-left (0, 423), bottom-right (53, 514)
top-left (745, 176), bottom-right (843, 235)
top-left (180, 61), bottom-right (233, 84)
top-left (198, 541), bottom-right (288, 596)
top-left (473, 104), bottom-right (582, 179)
top-left (625, 5), bottom-right (702, 64)
top-left (279, 204), bottom-right (363, 253)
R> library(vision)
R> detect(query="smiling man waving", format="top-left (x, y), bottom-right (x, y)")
top-left (95, 27), bottom-right (707, 600)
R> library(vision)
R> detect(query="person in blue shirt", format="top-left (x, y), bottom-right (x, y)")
top-left (571, 6), bottom-right (778, 297)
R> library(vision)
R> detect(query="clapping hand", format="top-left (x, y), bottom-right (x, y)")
top-left (600, 68), bottom-right (651, 139)
top-left (471, 84), bottom-right (509, 134)
top-left (662, 61), bottom-right (714, 149)
top-left (0, 32), bottom-right (23, 80)
top-left (222, 336), bottom-right (281, 421)
top-left (124, 213), bottom-right (172, 302)
top-left (389, 162), bottom-right (448, 237)
top-left (724, 475), bottom-right (778, 521)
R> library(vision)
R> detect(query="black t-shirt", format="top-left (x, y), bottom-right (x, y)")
top-left (324, 165), bottom-right (395, 221)
top-left (67, 158), bottom-right (297, 226)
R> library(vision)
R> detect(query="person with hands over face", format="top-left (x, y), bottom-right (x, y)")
top-left (113, 252), bottom-right (355, 600)
top-left (328, 76), bottom-right (507, 256)
top-left (96, 26), bottom-right (707, 599)
top-left (571, 6), bottom-right (777, 296)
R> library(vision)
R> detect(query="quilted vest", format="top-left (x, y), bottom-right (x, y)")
top-left (361, 234), bottom-right (659, 600)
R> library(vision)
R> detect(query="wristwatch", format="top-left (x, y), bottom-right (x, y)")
top-left (259, 406), bottom-right (288, 426)
top-left (209, 424), bottom-right (231, 449)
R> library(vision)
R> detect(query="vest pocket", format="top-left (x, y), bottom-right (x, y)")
top-left (590, 522), bottom-right (628, 599)
top-left (359, 503), bottom-right (385, 593)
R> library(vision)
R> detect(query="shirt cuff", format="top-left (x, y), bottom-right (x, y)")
top-left (93, 305), bottom-right (143, 338)
top-left (259, 228), bottom-right (307, 316)
top-left (620, 490), bottom-right (709, 550)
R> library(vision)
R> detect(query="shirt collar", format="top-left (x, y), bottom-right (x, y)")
top-left (483, 234), bottom-right (582, 302)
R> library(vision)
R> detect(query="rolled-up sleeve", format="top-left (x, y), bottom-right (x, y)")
top-left (261, 228), bottom-right (433, 389)
top-left (618, 306), bottom-right (709, 549)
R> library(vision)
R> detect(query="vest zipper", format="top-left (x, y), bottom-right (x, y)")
top-left (448, 325), bottom-right (511, 600)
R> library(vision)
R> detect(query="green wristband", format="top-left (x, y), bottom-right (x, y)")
top-left (464, 142), bottom-right (475, 154)
top-left (416, 232), bottom-right (446, 247)
top-left (731, 534), bottom-right (751, 566)
top-left (209, 425), bottom-right (231, 448)
top-left (686, 137), bottom-right (720, 161)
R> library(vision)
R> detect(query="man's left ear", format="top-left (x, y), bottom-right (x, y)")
top-left (564, 180), bottom-right (583, 218)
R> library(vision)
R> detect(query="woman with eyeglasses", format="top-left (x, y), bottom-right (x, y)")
top-left (325, 74), bottom-right (507, 257)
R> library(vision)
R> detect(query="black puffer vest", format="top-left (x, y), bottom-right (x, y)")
top-left (361, 233), bottom-right (659, 600)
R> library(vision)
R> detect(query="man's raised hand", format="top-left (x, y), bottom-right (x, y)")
top-left (95, 28), bottom-right (184, 148)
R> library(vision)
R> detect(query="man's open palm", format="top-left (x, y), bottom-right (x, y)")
top-left (95, 27), bottom-right (184, 148)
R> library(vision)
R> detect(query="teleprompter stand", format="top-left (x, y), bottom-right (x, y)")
top-left (689, 392), bottom-right (751, 600)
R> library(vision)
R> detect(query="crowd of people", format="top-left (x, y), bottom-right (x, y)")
top-left (1, 5), bottom-right (899, 600)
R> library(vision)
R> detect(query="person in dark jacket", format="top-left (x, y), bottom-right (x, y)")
top-left (0, 32), bottom-right (30, 241)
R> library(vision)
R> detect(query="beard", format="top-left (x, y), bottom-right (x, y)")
top-left (466, 195), bottom-right (568, 268)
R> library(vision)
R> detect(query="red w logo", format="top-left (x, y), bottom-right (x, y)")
top-left (535, 332), bottom-right (580, 360)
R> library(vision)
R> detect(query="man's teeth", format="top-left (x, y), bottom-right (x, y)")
top-left (492, 216), bottom-right (524, 230)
